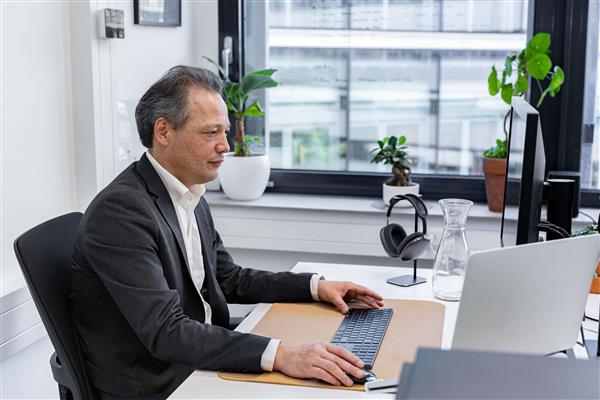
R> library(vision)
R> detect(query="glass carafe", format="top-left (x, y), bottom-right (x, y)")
top-left (432, 198), bottom-right (473, 301)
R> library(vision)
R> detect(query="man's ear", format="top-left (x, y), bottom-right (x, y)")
top-left (153, 117), bottom-right (171, 147)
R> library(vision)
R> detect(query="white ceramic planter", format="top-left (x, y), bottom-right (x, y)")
top-left (382, 182), bottom-right (420, 207)
top-left (219, 153), bottom-right (270, 201)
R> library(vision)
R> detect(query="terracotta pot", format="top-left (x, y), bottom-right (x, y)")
top-left (591, 261), bottom-right (600, 294)
top-left (482, 157), bottom-right (507, 212)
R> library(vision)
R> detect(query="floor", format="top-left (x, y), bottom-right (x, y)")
top-left (1, 336), bottom-right (57, 399)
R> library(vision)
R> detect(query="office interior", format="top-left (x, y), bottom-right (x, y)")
top-left (1, 0), bottom-right (600, 399)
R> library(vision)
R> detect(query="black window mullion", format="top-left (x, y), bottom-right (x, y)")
top-left (218, 0), bottom-right (244, 148)
top-left (267, 171), bottom-right (487, 204)
top-left (530, 0), bottom-right (566, 173)
top-left (218, 0), bottom-right (244, 83)
top-left (557, 0), bottom-right (589, 171)
top-left (532, 0), bottom-right (589, 173)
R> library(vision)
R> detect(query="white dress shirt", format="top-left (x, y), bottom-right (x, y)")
top-left (146, 151), bottom-right (322, 371)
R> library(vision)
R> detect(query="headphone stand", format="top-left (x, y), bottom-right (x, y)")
top-left (386, 212), bottom-right (427, 287)
top-left (386, 260), bottom-right (427, 287)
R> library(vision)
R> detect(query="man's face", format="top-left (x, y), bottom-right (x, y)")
top-left (160, 87), bottom-right (230, 186)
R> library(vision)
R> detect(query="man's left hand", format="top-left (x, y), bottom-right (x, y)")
top-left (317, 281), bottom-right (384, 314)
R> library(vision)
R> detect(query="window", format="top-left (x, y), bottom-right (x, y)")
top-left (246, 0), bottom-right (528, 177)
top-left (220, 0), bottom-right (600, 206)
top-left (581, 0), bottom-right (600, 190)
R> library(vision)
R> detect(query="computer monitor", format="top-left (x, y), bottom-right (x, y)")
top-left (500, 97), bottom-right (546, 246)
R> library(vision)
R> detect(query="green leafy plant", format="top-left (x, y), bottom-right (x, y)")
top-left (370, 135), bottom-right (413, 186)
top-left (204, 57), bottom-right (279, 156)
top-left (483, 138), bottom-right (508, 159)
top-left (573, 219), bottom-right (599, 237)
top-left (572, 210), bottom-right (598, 237)
top-left (574, 224), bottom-right (599, 236)
top-left (485, 32), bottom-right (565, 158)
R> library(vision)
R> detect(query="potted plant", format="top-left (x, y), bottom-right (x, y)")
top-left (573, 220), bottom-right (600, 293)
top-left (205, 57), bottom-right (279, 200)
top-left (485, 32), bottom-right (565, 211)
top-left (371, 135), bottom-right (419, 206)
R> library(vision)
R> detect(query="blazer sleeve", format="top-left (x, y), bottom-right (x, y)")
top-left (81, 191), bottom-right (270, 372)
top-left (198, 199), bottom-right (315, 304)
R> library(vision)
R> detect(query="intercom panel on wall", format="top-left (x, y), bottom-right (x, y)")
top-left (97, 9), bottom-right (125, 39)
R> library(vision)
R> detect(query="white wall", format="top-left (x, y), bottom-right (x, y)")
top-left (1, 0), bottom-right (220, 361)
top-left (107, 0), bottom-right (220, 178)
top-left (70, 0), bottom-right (219, 206)
top-left (1, 0), bottom-right (219, 300)
top-left (1, 1), bottom-right (76, 297)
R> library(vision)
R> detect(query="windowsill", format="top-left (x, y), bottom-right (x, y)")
top-left (205, 191), bottom-right (510, 218)
top-left (204, 191), bottom-right (597, 225)
top-left (204, 191), bottom-right (598, 258)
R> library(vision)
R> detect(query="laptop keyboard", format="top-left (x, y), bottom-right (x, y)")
top-left (330, 308), bottom-right (393, 369)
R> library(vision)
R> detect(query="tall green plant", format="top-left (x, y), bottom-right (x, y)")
top-left (370, 135), bottom-right (412, 186)
top-left (485, 32), bottom-right (565, 158)
top-left (204, 57), bottom-right (279, 156)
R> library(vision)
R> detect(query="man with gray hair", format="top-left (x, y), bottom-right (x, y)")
top-left (70, 66), bottom-right (383, 399)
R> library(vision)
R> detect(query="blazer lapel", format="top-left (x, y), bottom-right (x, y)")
top-left (135, 154), bottom-right (189, 271)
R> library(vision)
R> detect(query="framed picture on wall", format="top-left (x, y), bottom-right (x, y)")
top-left (133, 0), bottom-right (181, 27)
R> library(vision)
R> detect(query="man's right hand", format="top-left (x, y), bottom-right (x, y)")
top-left (272, 342), bottom-right (365, 386)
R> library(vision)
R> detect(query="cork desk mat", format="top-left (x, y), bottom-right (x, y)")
top-left (218, 299), bottom-right (445, 391)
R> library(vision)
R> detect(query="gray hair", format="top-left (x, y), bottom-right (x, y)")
top-left (135, 65), bottom-right (223, 148)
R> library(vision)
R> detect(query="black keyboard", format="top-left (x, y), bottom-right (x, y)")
top-left (330, 308), bottom-right (393, 369)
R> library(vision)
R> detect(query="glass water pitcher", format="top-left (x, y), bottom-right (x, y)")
top-left (432, 198), bottom-right (473, 301)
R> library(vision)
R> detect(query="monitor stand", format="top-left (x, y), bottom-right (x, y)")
top-left (386, 260), bottom-right (426, 287)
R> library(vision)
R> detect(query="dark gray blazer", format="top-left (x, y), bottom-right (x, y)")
top-left (69, 154), bottom-right (314, 399)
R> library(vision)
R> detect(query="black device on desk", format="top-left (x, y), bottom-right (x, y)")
top-left (330, 308), bottom-right (393, 370)
top-left (500, 97), bottom-right (547, 246)
top-left (500, 97), bottom-right (578, 245)
top-left (395, 348), bottom-right (600, 399)
top-left (499, 97), bottom-right (599, 356)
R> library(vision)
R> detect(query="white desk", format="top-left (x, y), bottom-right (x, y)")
top-left (171, 263), bottom-right (456, 399)
top-left (171, 262), bottom-right (598, 399)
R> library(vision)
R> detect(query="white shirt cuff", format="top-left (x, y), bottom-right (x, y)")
top-left (260, 338), bottom-right (280, 372)
top-left (310, 274), bottom-right (324, 301)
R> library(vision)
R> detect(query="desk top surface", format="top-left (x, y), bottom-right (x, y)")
top-left (171, 262), bottom-right (598, 399)
top-left (171, 263), bottom-right (454, 399)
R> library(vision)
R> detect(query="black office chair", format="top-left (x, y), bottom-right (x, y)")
top-left (14, 212), bottom-right (95, 400)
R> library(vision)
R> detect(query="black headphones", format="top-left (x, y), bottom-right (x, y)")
top-left (380, 194), bottom-right (430, 261)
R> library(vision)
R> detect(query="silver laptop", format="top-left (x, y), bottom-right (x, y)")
top-left (452, 234), bottom-right (600, 355)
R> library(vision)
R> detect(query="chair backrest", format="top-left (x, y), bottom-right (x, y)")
top-left (14, 212), bottom-right (93, 399)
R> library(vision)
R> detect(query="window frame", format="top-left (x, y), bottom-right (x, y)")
top-left (219, 0), bottom-right (600, 207)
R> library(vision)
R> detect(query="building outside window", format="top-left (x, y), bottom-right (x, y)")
top-left (582, 0), bottom-right (600, 190)
top-left (246, 0), bottom-right (529, 177)
top-left (236, 0), bottom-right (599, 205)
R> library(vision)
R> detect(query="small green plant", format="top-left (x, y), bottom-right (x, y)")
top-left (204, 57), bottom-right (279, 156)
top-left (483, 138), bottom-right (508, 159)
top-left (572, 210), bottom-right (598, 237)
top-left (573, 222), bottom-right (599, 236)
top-left (234, 135), bottom-right (262, 156)
top-left (370, 135), bottom-right (412, 186)
top-left (485, 32), bottom-right (565, 158)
